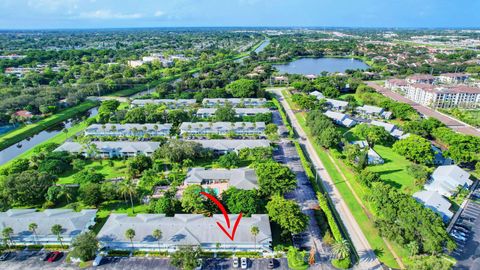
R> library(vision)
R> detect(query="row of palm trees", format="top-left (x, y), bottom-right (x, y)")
top-left (2, 224), bottom-right (65, 249)
top-left (122, 225), bottom-right (261, 251)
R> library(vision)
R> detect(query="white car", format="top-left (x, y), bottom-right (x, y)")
top-left (241, 257), bottom-right (248, 269)
top-left (232, 256), bottom-right (239, 268)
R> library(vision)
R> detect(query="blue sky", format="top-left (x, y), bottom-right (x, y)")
top-left (0, 0), bottom-right (479, 29)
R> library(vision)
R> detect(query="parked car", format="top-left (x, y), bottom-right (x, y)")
top-left (452, 230), bottom-right (467, 237)
top-left (451, 233), bottom-right (466, 242)
top-left (0, 252), bottom-right (12, 261)
top-left (40, 252), bottom-right (52, 261)
top-left (47, 251), bottom-right (63, 262)
top-left (241, 257), bottom-right (248, 269)
top-left (232, 256), bottom-right (239, 268)
top-left (93, 254), bottom-right (104, 267)
top-left (268, 258), bottom-right (275, 269)
top-left (454, 226), bottom-right (469, 234)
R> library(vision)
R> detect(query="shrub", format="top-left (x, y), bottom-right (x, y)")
top-left (332, 257), bottom-right (351, 269)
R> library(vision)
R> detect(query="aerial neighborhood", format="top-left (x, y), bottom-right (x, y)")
top-left (0, 23), bottom-right (479, 270)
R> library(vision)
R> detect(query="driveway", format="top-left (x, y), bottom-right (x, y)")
top-left (272, 110), bottom-right (333, 269)
top-left (367, 82), bottom-right (480, 137)
top-left (270, 88), bottom-right (382, 270)
top-left (203, 258), bottom-right (288, 270)
top-left (0, 250), bottom-right (72, 270)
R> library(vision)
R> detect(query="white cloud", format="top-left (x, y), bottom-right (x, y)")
top-left (154, 10), bottom-right (165, 17)
top-left (78, 9), bottom-right (144, 19)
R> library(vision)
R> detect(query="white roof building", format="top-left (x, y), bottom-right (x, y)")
top-left (0, 209), bottom-right (97, 245)
top-left (370, 120), bottom-right (405, 138)
top-left (185, 168), bottom-right (258, 190)
top-left (196, 108), bottom-right (270, 118)
top-left (202, 98), bottom-right (267, 108)
top-left (85, 124), bottom-right (172, 137)
top-left (97, 214), bottom-right (272, 252)
top-left (324, 111), bottom-right (356, 128)
top-left (179, 122), bottom-right (265, 136)
top-left (187, 139), bottom-right (270, 154)
top-left (309, 91), bottom-right (325, 100)
top-left (325, 99), bottom-right (348, 111)
top-left (55, 141), bottom-right (160, 158)
top-left (425, 165), bottom-right (472, 197)
top-left (413, 190), bottom-right (453, 222)
top-left (131, 99), bottom-right (196, 108)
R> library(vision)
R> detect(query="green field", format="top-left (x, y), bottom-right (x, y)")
top-left (293, 104), bottom-right (408, 268)
top-left (0, 101), bottom-right (97, 151)
top-left (57, 160), bottom-right (129, 185)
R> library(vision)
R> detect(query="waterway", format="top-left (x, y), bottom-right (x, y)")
top-left (0, 107), bottom-right (98, 166)
top-left (273, 57), bottom-right (370, 74)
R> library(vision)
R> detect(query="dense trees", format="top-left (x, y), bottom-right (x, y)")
top-left (266, 195), bottom-right (309, 234)
top-left (353, 124), bottom-right (392, 147)
top-left (170, 247), bottom-right (202, 270)
top-left (392, 135), bottom-right (434, 165)
top-left (254, 161), bottom-right (296, 196)
top-left (2, 170), bottom-right (56, 206)
top-left (306, 110), bottom-right (341, 148)
top-left (214, 103), bottom-right (236, 122)
top-left (221, 188), bottom-right (261, 216)
top-left (368, 182), bottom-right (455, 254)
top-left (226, 79), bottom-right (259, 98)
top-left (70, 232), bottom-right (99, 262)
top-left (154, 140), bottom-right (208, 163)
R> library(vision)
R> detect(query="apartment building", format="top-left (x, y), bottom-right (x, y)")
top-left (55, 141), bottom-right (160, 158)
top-left (179, 122), bottom-right (265, 136)
top-left (195, 108), bottom-right (270, 118)
top-left (404, 84), bottom-right (480, 109)
top-left (85, 124), bottom-right (172, 137)
top-left (202, 98), bottom-right (267, 107)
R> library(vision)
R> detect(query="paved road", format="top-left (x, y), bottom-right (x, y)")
top-left (270, 88), bottom-right (382, 270)
top-left (272, 111), bottom-right (334, 270)
top-left (367, 82), bottom-right (480, 137)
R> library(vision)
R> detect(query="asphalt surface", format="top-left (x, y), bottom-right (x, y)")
top-left (270, 88), bottom-right (382, 270)
top-left (452, 196), bottom-right (480, 270)
top-left (272, 111), bottom-right (334, 270)
top-left (367, 82), bottom-right (480, 137)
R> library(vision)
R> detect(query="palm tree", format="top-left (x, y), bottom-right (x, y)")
top-left (62, 128), bottom-right (69, 139)
top-left (152, 229), bottom-right (162, 251)
top-left (119, 179), bottom-right (137, 213)
top-left (250, 226), bottom-right (259, 251)
top-left (51, 224), bottom-right (64, 249)
top-left (125, 228), bottom-right (136, 250)
top-left (332, 239), bottom-right (350, 260)
top-left (2, 227), bottom-right (13, 248)
top-left (28, 223), bottom-right (38, 244)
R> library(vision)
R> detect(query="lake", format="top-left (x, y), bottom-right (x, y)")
top-left (273, 57), bottom-right (370, 75)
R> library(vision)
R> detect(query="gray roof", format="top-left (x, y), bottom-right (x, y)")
top-left (54, 141), bottom-right (160, 154)
top-left (0, 209), bottom-right (97, 240)
top-left (131, 99), bottom-right (196, 106)
top-left (324, 111), bottom-right (356, 127)
top-left (309, 91), bottom-right (325, 99)
top-left (196, 108), bottom-right (270, 115)
top-left (185, 168), bottom-right (258, 190)
top-left (326, 98), bottom-right (348, 108)
top-left (179, 122), bottom-right (265, 133)
top-left (426, 165), bottom-right (472, 196)
top-left (187, 139), bottom-right (270, 152)
top-left (85, 124), bottom-right (172, 134)
top-left (97, 214), bottom-right (271, 246)
top-left (370, 120), bottom-right (397, 133)
top-left (202, 98), bottom-right (267, 107)
top-left (413, 190), bottom-right (453, 220)
top-left (357, 105), bottom-right (384, 114)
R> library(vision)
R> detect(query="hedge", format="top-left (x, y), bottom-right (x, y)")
top-left (317, 192), bottom-right (343, 242)
top-left (272, 98), bottom-right (294, 138)
top-left (332, 257), bottom-right (351, 269)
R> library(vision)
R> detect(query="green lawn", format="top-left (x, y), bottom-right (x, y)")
top-left (294, 105), bottom-right (406, 268)
top-left (57, 160), bottom-right (129, 184)
top-left (0, 101), bottom-right (97, 151)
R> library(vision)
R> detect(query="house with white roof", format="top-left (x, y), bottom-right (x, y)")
top-left (195, 108), bottom-right (270, 118)
top-left (179, 122), bottom-right (265, 137)
top-left (309, 91), bottom-right (325, 100)
top-left (356, 105), bottom-right (392, 119)
top-left (187, 139), bottom-right (270, 154)
top-left (55, 141), bottom-right (160, 158)
top-left (184, 167), bottom-right (258, 192)
top-left (370, 120), bottom-right (405, 138)
top-left (352, 141), bottom-right (384, 165)
top-left (413, 190), bottom-right (453, 222)
top-left (0, 209), bottom-right (97, 245)
top-left (202, 98), bottom-right (267, 108)
top-left (97, 214), bottom-right (272, 252)
top-left (131, 99), bottom-right (196, 109)
top-left (85, 124), bottom-right (172, 137)
top-left (424, 165), bottom-right (472, 197)
top-left (324, 111), bottom-right (356, 128)
top-left (325, 99), bottom-right (348, 112)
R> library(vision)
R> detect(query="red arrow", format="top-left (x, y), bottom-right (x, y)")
top-left (200, 191), bottom-right (243, 241)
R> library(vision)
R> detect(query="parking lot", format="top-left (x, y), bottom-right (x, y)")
top-left (0, 249), bottom-right (72, 270)
top-left (202, 258), bottom-right (288, 270)
top-left (451, 189), bottom-right (480, 270)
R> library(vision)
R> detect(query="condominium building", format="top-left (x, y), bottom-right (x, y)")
top-left (202, 98), bottom-right (267, 108)
top-left (131, 99), bottom-right (196, 109)
top-left (406, 74), bottom-right (436, 84)
top-left (179, 122), bottom-right (265, 136)
top-left (97, 214), bottom-right (272, 252)
top-left (85, 124), bottom-right (172, 137)
top-left (187, 139), bottom-right (271, 154)
top-left (0, 209), bottom-right (97, 245)
top-left (55, 141), bottom-right (160, 158)
top-left (195, 108), bottom-right (270, 118)
top-left (403, 84), bottom-right (480, 109)
top-left (437, 73), bottom-right (470, 84)
top-left (324, 111), bottom-right (356, 128)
